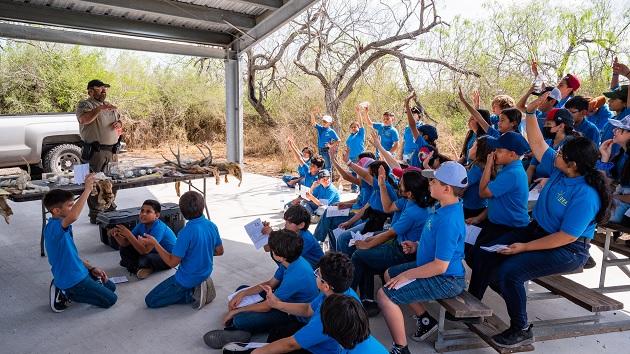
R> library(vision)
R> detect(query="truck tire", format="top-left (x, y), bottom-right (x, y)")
top-left (43, 144), bottom-right (82, 174)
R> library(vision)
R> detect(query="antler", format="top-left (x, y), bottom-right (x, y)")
top-left (161, 145), bottom-right (184, 168)
top-left (194, 142), bottom-right (213, 166)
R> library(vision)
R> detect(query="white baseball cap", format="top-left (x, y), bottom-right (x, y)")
top-left (322, 115), bottom-right (333, 123)
top-left (548, 87), bottom-right (562, 102)
top-left (421, 161), bottom-right (468, 188)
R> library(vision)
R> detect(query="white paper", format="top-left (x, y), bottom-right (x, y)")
top-left (465, 225), bottom-right (482, 245)
top-left (332, 227), bottom-right (345, 239)
top-left (480, 244), bottom-right (510, 252)
top-left (73, 163), bottom-right (90, 184)
top-left (299, 185), bottom-right (309, 199)
top-left (319, 199), bottom-right (329, 206)
top-left (245, 343), bottom-right (267, 349)
top-left (394, 279), bottom-right (414, 290)
top-left (528, 189), bottom-right (540, 202)
top-left (348, 231), bottom-right (374, 247)
top-left (110, 276), bottom-right (128, 284)
top-left (227, 290), bottom-right (264, 308)
top-left (326, 206), bottom-right (350, 217)
top-left (244, 218), bottom-right (268, 250)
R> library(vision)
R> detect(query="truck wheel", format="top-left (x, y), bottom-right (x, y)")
top-left (43, 144), bottom-right (82, 174)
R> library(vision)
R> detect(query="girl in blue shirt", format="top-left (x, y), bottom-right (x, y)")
top-left (598, 115), bottom-right (630, 224)
top-left (351, 168), bottom-right (434, 307)
top-left (346, 106), bottom-right (366, 192)
top-left (463, 135), bottom-right (495, 218)
top-left (468, 91), bottom-right (612, 348)
top-left (282, 136), bottom-right (313, 188)
top-left (458, 107), bottom-right (491, 165)
top-left (459, 87), bottom-right (522, 139)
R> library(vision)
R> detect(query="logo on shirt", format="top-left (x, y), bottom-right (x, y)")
top-left (555, 191), bottom-right (568, 207)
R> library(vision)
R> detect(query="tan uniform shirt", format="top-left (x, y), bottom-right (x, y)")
top-left (75, 98), bottom-right (120, 145)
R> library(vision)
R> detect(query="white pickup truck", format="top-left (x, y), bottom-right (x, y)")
top-left (0, 113), bottom-right (125, 176)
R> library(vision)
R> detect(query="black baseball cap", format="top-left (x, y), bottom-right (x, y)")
top-left (546, 108), bottom-right (574, 128)
top-left (87, 79), bottom-right (110, 89)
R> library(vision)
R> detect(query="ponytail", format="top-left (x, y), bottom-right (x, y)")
top-left (583, 168), bottom-right (612, 224)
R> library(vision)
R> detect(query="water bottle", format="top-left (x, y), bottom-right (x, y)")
top-left (532, 74), bottom-right (544, 95)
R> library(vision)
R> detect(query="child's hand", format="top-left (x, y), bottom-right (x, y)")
top-left (401, 240), bottom-right (418, 254)
top-left (142, 234), bottom-right (158, 246)
top-left (341, 147), bottom-right (350, 163)
top-left (223, 310), bottom-right (238, 326)
top-left (384, 271), bottom-right (411, 290)
top-left (355, 239), bottom-right (372, 250)
top-left (377, 165), bottom-right (386, 186)
top-left (84, 173), bottom-right (96, 190)
top-left (338, 222), bottom-right (350, 230)
top-left (90, 267), bottom-right (109, 283)
top-left (526, 91), bottom-right (549, 113)
top-left (228, 291), bottom-right (246, 310)
top-left (261, 221), bottom-right (272, 235)
top-left (261, 285), bottom-right (279, 309)
top-left (114, 225), bottom-right (134, 239)
top-left (498, 243), bottom-right (527, 255)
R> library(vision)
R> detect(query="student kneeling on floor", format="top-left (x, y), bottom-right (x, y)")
top-left (377, 161), bottom-right (468, 354)
top-left (45, 173), bottom-right (117, 312)
top-left (109, 199), bottom-right (176, 280)
top-left (144, 191), bottom-right (223, 310)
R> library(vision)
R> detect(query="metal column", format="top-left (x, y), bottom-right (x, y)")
top-left (225, 50), bottom-right (243, 164)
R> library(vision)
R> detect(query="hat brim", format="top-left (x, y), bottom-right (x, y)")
top-left (607, 118), bottom-right (627, 129)
top-left (603, 91), bottom-right (622, 99)
top-left (421, 169), bottom-right (436, 179)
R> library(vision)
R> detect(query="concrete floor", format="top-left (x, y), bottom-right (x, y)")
top-left (1, 172), bottom-right (630, 353)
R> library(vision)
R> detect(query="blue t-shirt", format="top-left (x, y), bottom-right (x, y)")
top-left (372, 123), bottom-right (400, 151)
top-left (574, 118), bottom-right (601, 147)
top-left (298, 160), bottom-right (311, 178)
top-left (315, 124), bottom-right (340, 149)
top-left (555, 94), bottom-right (572, 108)
top-left (530, 137), bottom-right (569, 179)
top-left (490, 114), bottom-right (500, 130)
top-left (312, 184), bottom-right (340, 205)
top-left (463, 164), bottom-right (487, 210)
top-left (410, 135), bottom-right (431, 167)
top-left (300, 230), bottom-right (324, 268)
top-left (464, 131), bottom-right (477, 162)
top-left (303, 170), bottom-right (318, 188)
top-left (587, 104), bottom-right (614, 131)
top-left (416, 202), bottom-right (466, 277)
top-left (391, 198), bottom-right (408, 225)
top-left (273, 257), bottom-right (319, 304)
top-left (342, 336), bottom-right (388, 354)
top-left (131, 219), bottom-right (176, 253)
top-left (368, 177), bottom-right (398, 212)
top-left (533, 148), bottom-right (601, 238)
top-left (172, 216), bottom-right (222, 288)
top-left (294, 288), bottom-right (360, 353)
top-left (45, 218), bottom-right (89, 290)
top-left (487, 160), bottom-right (530, 227)
top-left (403, 123), bottom-right (422, 155)
top-left (487, 126), bottom-right (501, 138)
top-left (352, 180), bottom-right (373, 210)
top-left (346, 127), bottom-right (365, 160)
top-left (535, 110), bottom-right (547, 131)
top-left (392, 200), bottom-right (430, 243)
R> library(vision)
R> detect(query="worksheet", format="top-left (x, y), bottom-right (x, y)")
top-left (244, 218), bottom-right (268, 250)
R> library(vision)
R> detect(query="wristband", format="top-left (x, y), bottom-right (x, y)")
top-left (596, 160), bottom-right (614, 172)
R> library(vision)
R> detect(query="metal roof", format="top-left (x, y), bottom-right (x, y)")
top-left (0, 0), bottom-right (316, 58)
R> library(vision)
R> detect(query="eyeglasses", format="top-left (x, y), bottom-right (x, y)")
top-left (557, 150), bottom-right (569, 163)
top-left (314, 268), bottom-right (334, 290)
top-left (614, 127), bottom-right (630, 134)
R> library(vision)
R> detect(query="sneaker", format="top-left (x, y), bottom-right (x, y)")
top-left (136, 268), bottom-right (153, 280)
top-left (390, 344), bottom-right (411, 354)
top-left (206, 277), bottom-right (216, 304)
top-left (584, 256), bottom-right (597, 269)
top-left (361, 299), bottom-right (381, 317)
top-left (203, 330), bottom-right (252, 349)
top-left (192, 280), bottom-right (208, 310)
top-left (491, 324), bottom-right (534, 348)
top-left (411, 313), bottom-right (438, 341)
top-left (49, 281), bottom-right (70, 313)
top-left (222, 342), bottom-right (256, 354)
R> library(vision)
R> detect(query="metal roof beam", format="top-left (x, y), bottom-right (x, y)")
top-left (0, 0), bottom-right (233, 46)
top-left (0, 23), bottom-right (227, 58)
top-left (229, 0), bottom-right (284, 11)
top-left (78, 0), bottom-right (256, 30)
top-left (237, 0), bottom-right (316, 52)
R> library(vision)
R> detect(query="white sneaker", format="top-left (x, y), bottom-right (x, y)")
top-left (192, 280), bottom-right (208, 310)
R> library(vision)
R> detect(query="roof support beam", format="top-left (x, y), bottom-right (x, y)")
top-left (78, 0), bottom-right (256, 30)
top-left (237, 0), bottom-right (316, 52)
top-left (228, 0), bottom-right (284, 11)
top-left (0, 23), bottom-right (227, 59)
top-left (0, 0), bottom-right (233, 46)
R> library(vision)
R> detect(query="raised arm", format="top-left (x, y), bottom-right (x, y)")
top-left (330, 147), bottom-right (361, 185)
top-left (355, 105), bottom-right (364, 128)
top-left (287, 137), bottom-right (307, 165)
top-left (458, 87), bottom-right (490, 132)
top-left (405, 91), bottom-right (420, 140)
top-left (369, 130), bottom-right (401, 170)
top-left (309, 106), bottom-right (320, 127)
top-left (62, 174), bottom-right (95, 228)
top-left (378, 166), bottom-right (399, 213)
top-left (524, 92), bottom-right (552, 162)
top-left (612, 59), bottom-right (630, 101)
top-left (348, 161), bottom-right (374, 185)
top-left (611, 56), bottom-right (620, 89)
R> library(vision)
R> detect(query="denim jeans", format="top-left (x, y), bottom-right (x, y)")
top-left (228, 285), bottom-right (295, 334)
top-left (301, 200), bottom-right (319, 215)
top-left (319, 148), bottom-right (332, 176)
top-left (120, 246), bottom-right (171, 273)
top-left (351, 240), bottom-right (415, 300)
top-left (464, 219), bottom-right (521, 268)
top-left (336, 222), bottom-right (366, 257)
top-left (282, 175), bottom-right (301, 188)
top-left (145, 274), bottom-right (194, 308)
top-left (312, 209), bottom-right (353, 248)
top-left (468, 221), bottom-right (590, 329)
top-left (64, 274), bottom-right (117, 308)
top-left (610, 199), bottom-right (630, 223)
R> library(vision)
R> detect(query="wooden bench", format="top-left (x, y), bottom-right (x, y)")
top-left (533, 275), bottom-right (623, 312)
top-left (434, 292), bottom-right (534, 353)
top-left (594, 223), bottom-right (630, 293)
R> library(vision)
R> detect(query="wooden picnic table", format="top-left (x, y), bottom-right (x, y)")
top-left (7, 173), bottom-right (218, 256)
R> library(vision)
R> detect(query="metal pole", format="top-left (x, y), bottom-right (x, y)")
top-left (225, 49), bottom-right (243, 164)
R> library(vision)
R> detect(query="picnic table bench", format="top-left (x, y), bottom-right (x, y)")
top-left (593, 223), bottom-right (630, 293)
top-left (7, 173), bottom-right (220, 256)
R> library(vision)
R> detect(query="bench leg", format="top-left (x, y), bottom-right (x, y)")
top-left (598, 229), bottom-right (612, 289)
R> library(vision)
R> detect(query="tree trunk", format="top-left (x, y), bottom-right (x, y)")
top-left (247, 63), bottom-right (277, 127)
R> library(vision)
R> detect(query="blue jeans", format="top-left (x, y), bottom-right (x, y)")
top-left (336, 222), bottom-right (366, 257)
top-left (145, 274), bottom-right (194, 308)
top-left (64, 274), bottom-right (117, 308)
top-left (228, 285), bottom-right (294, 334)
top-left (468, 221), bottom-right (590, 329)
top-left (282, 175), bottom-right (301, 188)
top-left (610, 199), bottom-right (630, 223)
top-left (313, 209), bottom-right (353, 248)
top-left (319, 148), bottom-right (332, 177)
top-left (301, 200), bottom-right (319, 215)
top-left (352, 240), bottom-right (415, 300)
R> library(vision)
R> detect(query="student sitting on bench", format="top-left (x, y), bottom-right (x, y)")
top-left (44, 174), bottom-right (118, 312)
top-left (110, 199), bottom-right (176, 279)
top-left (467, 91), bottom-right (612, 348)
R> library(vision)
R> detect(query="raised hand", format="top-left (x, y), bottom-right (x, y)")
top-left (369, 129), bottom-right (381, 147)
top-left (471, 90), bottom-right (480, 109)
top-left (457, 86), bottom-right (467, 103)
top-left (377, 165), bottom-right (386, 186)
top-left (599, 139), bottom-right (614, 162)
top-left (526, 91), bottom-right (549, 113)
top-left (531, 60), bottom-right (539, 77)
top-left (341, 147), bottom-right (350, 163)
top-left (613, 60), bottom-right (630, 78)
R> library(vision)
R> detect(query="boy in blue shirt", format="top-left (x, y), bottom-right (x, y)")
top-left (144, 191), bottom-right (224, 310)
top-left (321, 294), bottom-right (388, 354)
top-left (401, 106), bottom-right (423, 163)
top-left (44, 174), bottom-right (118, 312)
top-left (302, 169), bottom-right (340, 216)
top-left (565, 96), bottom-right (601, 146)
top-left (377, 161), bottom-right (468, 354)
top-left (364, 110), bottom-right (400, 157)
top-left (109, 199), bottom-right (176, 279)
top-left (465, 132), bottom-right (530, 264)
top-left (221, 252), bottom-right (358, 354)
top-left (282, 136), bottom-right (314, 188)
top-left (310, 108), bottom-right (339, 176)
top-left (204, 230), bottom-right (319, 349)
top-left (262, 205), bottom-right (324, 269)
